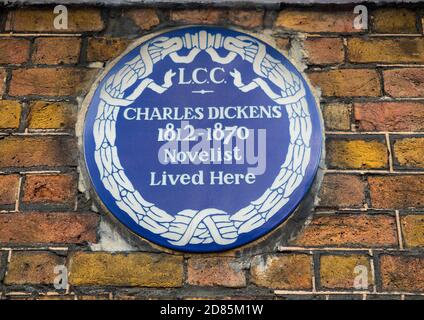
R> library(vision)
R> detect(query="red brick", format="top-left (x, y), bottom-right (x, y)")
top-left (170, 9), bottom-right (226, 24)
top-left (187, 257), bottom-right (246, 288)
top-left (348, 38), bottom-right (424, 63)
top-left (303, 38), bottom-right (344, 65)
top-left (123, 8), bottom-right (160, 31)
top-left (6, 8), bottom-right (104, 32)
top-left (32, 37), bottom-right (81, 65)
top-left (4, 251), bottom-right (64, 285)
top-left (0, 38), bottom-right (30, 64)
top-left (228, 9), bottom-right (264, 28)
top-left (354, 102), bottom-right (424, 132)
top-left (369, 175), bottom-right (424, 209)
top-left (0, 212), bottom-right (98, 244)
top-left (318, 174), bottom-right (365, 208)
top-left (380, 255), bottom-right (424, 292)
top-left (275, 9), bottom-right (359, 33)
top-left (294, 215), bottom-right (398, 247)
top-left (383, 68), bottom-right (424, 98)
top-left (0, 136), bottom-right (77, 168)
top-left (87, 38), bottom-right (131, 62)
top-left (308, 69), bottom-right (381, 97)
top-left (0, 174), bottom-right (19, 206)
top-left (251, 254), bottom-right (312, 289)
top-left (22, 174), bottom-right (76, 206)
top-left (9, 68), bottom-right (96, 97)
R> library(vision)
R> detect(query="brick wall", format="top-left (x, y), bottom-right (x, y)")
top-left (0, 4), bottom-right (423, 300)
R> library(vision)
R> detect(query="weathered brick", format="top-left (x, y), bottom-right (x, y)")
top-left (22, 174), bottom-right (76, 206)
top-left (0, 251), bottom-right (6, 282)
top-left (4, 251), bottom-right (64, 285)
top-left (326, 138), bottom-right (388, 169)
top-left (251, 254), bottom-right (312, 290)
top-left (318, 174), bottom-right (365, 208)
top-left (69, 252), bottom-right (183, 287)
top-left (383, 68), bottom-right (424, 98)
top-left (0, 68), bottom-right (6, 94)
top-left (0, 212), bottom-right (98, 244)
top-left (369, 175), bottom-right (424, 209)
top-left (354, 102), bottom-right (424, 132)
top-left (87, 38), bottom-right (131, 62)
top-left (0, 38), bottom-right (30, 64)
top-left (170, 9), bottom-right (226, 24)
top-left (401, 215), bottom-right (424, 248)
top-left (28, 101), bottom-right (76, 130)
top-left (275, 37), bottom-right (290, 53)
top-left (0, 174), bottom-right (19, 206)
top-left (274, 9), bottom-right (358, 33)
top-left (228, 9), bottom-right (264, 28)
top-left (304, 38), bottom-right (344, 65)
top-left (36, 295), bottom-right (76, 300)
top-left (123, 8), bottom-right (160, 30)
top-left (320, 254), bottom-right (372, 289)
top-left (348, 38), bottom-right (424, 63)
top-left (10, 68), bottom-right (96, 97)
top-left (0, 100), bottom-right (21, 129)
top-left (308, 69), bottom-right (381, 97)
top-left (393, 137), bottom-right (424, 169)
top-left (6, 8), bottom-right (104, 32)
top-left (380, 255), bottom-right (424, 292)
top-left (77, 295), bottom-right (110, 300)
top-left (187, 257), bottom-right (246, 288)
top-left (0, 136), bottom-right (77, 168)
top-left (294, 215), bottom-right (397, 247)
top-left (322, 103), bottom-right (351, 131)
top-left (372, 8), bottom-right (417, 34)
top-left (32, 37), bottom-right (81, 65)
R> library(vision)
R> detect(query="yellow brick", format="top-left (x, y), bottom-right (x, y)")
top-left (322, 103), bottom-right (351, 131)
top-left (69, 252), bottom-right (183, 287)
top-left (87, 38), bottom-right (131, 62)
top-left (28, 101), bottom-right (75, 129)
top-left (308, 69), bottom-right (381, 97)
top-left (0, 100), bottom-right (21, 129)
top-left (348, 38), bottom-right (424, 63)
top-left (6, 8), bottom-right (104, 32)
top-left (320, 255), bottom-right (372, 289)
top-left (327, 139), bottom-right (388, 169)
top-left (402, 215), bottom-right (424, 248)
top-left (372, 8), bottom-right (417, 33)
top-left (274, 9), bottom-right (358, 33)
top-left (394, 137), bottom-right (424, 169)
top-left (5, 251), bottom-right (64, 285)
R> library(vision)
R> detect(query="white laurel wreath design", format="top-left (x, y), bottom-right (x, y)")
top-left (93, 30), bottom-right (312, 247)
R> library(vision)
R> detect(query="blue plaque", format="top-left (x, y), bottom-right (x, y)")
top-left (83, 26), bottom-right (323, 252)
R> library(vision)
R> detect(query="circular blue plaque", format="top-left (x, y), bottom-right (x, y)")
top-left (83, 26), bottom-right (322, 252)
